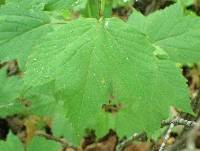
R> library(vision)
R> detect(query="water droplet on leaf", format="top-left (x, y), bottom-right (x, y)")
top-left (105, 21), bottom-right (109, 28)
top-left (153, 45), bottom-right (169, 60)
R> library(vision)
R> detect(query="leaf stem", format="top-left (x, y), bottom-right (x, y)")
top-left (87, 2), bottom-right (92, 17)
top-left (100, 0), bottom-right (106, 17)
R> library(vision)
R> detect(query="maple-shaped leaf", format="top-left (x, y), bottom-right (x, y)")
top-left (24, 18), bottom-right (191, 144)
top-left (128, 3), bottom-right (200, 63)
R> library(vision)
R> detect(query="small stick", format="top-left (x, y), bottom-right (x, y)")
top-left (159, 123), bottom-right (175, 151)
top-left (116, 135), bottom-right (134, 151)
top-left (166, 119), bottom-right (200, 151)
top-left (161, 118), bottom-right (197, 128)
top-left (159, 118), bottom-right (197, 151)
top-left (186, 120), bottom-right (200, 151)
top-left (116, 132), bottom-right (147, 151)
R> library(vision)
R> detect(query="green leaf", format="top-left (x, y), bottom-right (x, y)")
top-left (0, 69), bottom-right (24, 116)
top-left (0, 5), bottom-right (53, 69)
top-left (28, 136), bottom-right (60, 151)
top-left (128, 4), bottom-right (200, 64)
top-left (21, 81), bottom-right (59, 116)
top-left (153, 45), bottom-right (169, 60)
top-left (24, 18), bottom-right (191, 144)
top-left (178, 0), bottom-right (193, 7)
top-left (5, 0), bottom-right (47, 10)
top-left (51, 102), bottom-right (76, 144)
top-left (44, 0), bottom-right (87, 12)
top-left (0, 0), bottom-right (5, 6)
top-left (0, 133), bottom-right (23, 151)
top-left (0, 133), bottom-right (60, 151)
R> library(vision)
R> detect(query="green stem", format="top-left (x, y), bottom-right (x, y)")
top-left (100, 0), bottom-right (106, 17)
top-left (87, 3), bottom-right (92, 17)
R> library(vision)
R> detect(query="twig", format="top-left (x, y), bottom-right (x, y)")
top-left (161, 118), bottom-right (197, 128)
top-left (159, 123), bottom-right (175, 151)
top-left (116, 134), bottom-right (134, 151)
top-left (167, 119), bottom-right (200, 151)
top-left (186, 120), bottom-right (200, 151)
top-left (116, 132), bottom-right (147, 151)
top-left (35, 130), bottom-right (70, 148)
top-left (159, 118), bottom-right (197, 151)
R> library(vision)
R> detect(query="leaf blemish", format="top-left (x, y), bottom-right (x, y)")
top-left (102, 100), bottom-right (122, 113)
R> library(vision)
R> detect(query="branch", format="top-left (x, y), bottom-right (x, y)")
top-left (116, 132), bottom-right (147, 151)
top-left (116, 135), bottom-right (134, 151)
top-left (159, 118), bottom-right (197, 151)
top-left (167, 119), bottom-right (200, 151)
top-left (159, 123), bottom-right (175, 151)
top-left (161, 118), bottom-right (197, 128)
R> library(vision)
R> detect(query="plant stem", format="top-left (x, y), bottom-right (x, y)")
top-left (100, 0), bottom-right (106, 17)
top-left (87, 1), bottom-right (92, 18)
